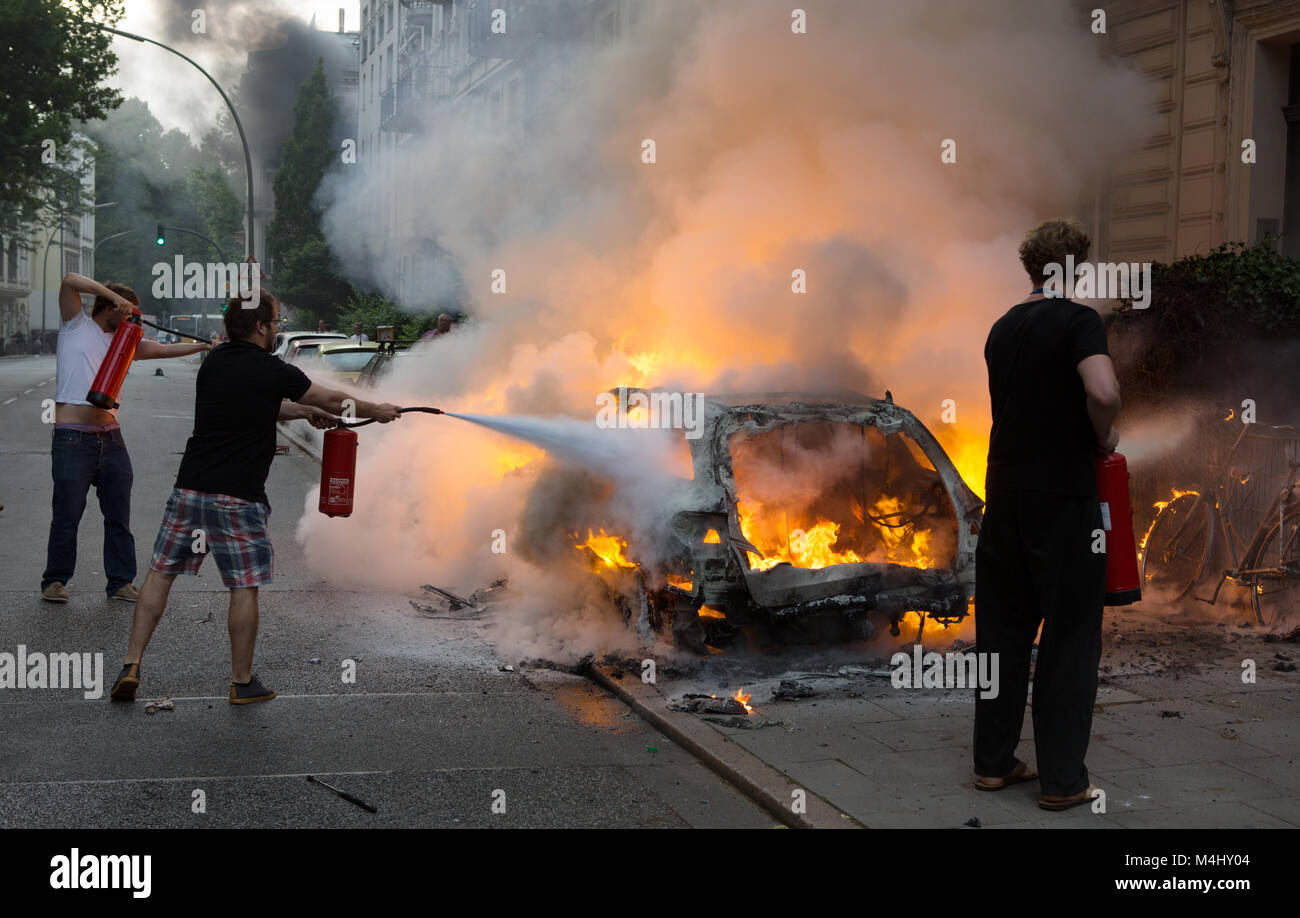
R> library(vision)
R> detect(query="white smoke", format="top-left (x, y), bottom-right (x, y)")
top-left (298, 0), bottom-right (1159, 660)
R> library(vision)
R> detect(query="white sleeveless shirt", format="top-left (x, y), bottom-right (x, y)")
top-left (55, 311), bottom-right (116, 414)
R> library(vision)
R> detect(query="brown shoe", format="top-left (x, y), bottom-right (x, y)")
top-left (1039, 785), bottom-right (1098, 811)
top-left (41, 582), bottom-right (69, 603)
top-left (109, 583), bottom-right (140, 602)
top-left (975, 759), bottom-right (1038, 791)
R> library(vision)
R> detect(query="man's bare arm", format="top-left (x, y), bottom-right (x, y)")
top-left (297, 383), bottom-right (401, 422)
top-left (1078, 354), bottom-right (1121, 451)
top-left (135, 339), bottom-right (210, 360)
top-left (278, 400), bottom-right (337, 428)
top-left (59, 274), bottom-right (127, 323)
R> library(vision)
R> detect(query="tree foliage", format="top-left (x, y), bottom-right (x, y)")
top-left (267, 59), bottom-right (354, 324)
top-left (82, 98), bottom-right (239, 317)
top-left (0, 0), bottom-right (125, 232)
top-left (1110, 239), bottom-right (1300, 402)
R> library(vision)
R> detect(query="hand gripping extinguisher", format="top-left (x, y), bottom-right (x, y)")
top-left (317, 407), bottom-right (443, 518)
top-left (1096, 451), bottom-right (1142, 605)
top-left (86, 308), bottom-right (144, 410)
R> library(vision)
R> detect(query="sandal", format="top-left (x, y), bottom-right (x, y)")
top-left (1039, 785), bottom-right (1097, 811)
top-left (975, 759), bottom-right (1037, 791)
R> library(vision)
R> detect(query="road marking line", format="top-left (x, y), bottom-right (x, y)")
top-left (22, 388), bottom-right (33, 394)
top-left (0, 770), bottom-right (397, 788)
top-left (2, 398), bottom-right (14, 405)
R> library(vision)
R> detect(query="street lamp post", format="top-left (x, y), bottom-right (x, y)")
top-left (95, 24), bottom-right (255, 261)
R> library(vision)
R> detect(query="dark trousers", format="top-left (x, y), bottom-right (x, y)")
top-left (42, 428), bottom-right (137, 594)
top-left (973, 488), bottom-right (1105, 796)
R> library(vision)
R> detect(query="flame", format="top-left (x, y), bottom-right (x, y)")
top-left (733, 688), bottom-right (754, 714)
top-left (665, 573), bottom-right (694, 591)
top-left (934, 426), bottom-right (987, 501)
top-left (739, 502), bottom-right (864, 570)
top-left (576, 528), bottom-right (637, 569)
top-left (702, 529), bottom-right (721, 544)
top-left (869, 495), bottom-right (935, 569)
top-left (1225, 409), bottom-right (1235, 421)
top-left (1139, 488), bottom-right (1202, 559)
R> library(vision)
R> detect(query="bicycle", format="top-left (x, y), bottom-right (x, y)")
top-left (1139, 420), bottom-right (1300, 628)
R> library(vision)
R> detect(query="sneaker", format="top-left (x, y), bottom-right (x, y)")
top-left (110, 663), bottom-right (141, 702)
top-left (229, 674), bottom-right (276, 705)
top-left (41, 582), bottom-right (69, 603)
top-left (109, 583), bottom-right (140, 602)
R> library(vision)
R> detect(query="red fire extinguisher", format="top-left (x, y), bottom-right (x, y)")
top-left (86, 309), bottom-right (144, 410)
top-left (316, 407), bottom-right (441, 517)
top-left (1096, 451), bottom-right (1142, 605)
top-left (319, 427), bottom-right (359, 517)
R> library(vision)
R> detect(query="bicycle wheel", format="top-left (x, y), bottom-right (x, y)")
top-left (1249, 510), bottom-right (1300, 628)
top-left (1140, 493), bottom-right (1210, 600)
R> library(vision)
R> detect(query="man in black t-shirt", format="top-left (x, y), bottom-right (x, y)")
top-left (110, 290), bottom-right (401, 705)
top-left (973, 219), bottom-right (1122, 811)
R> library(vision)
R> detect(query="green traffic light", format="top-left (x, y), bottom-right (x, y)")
top-left (155, 223), bottom-right (165, 246)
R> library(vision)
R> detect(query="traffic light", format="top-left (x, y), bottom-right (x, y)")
top-left (155, 224), bottom-right (165, 246)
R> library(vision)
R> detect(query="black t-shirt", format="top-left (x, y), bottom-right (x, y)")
top-left (175, 340), bottom-right (312, 505)
top-left (984, 298), bottom-right (1109, 496)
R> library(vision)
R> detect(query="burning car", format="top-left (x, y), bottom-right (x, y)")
top-left (569, 390), bottom-right (985, 651)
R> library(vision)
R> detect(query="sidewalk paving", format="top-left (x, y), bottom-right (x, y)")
top-left (629, 621), bottom-right (1299, 828)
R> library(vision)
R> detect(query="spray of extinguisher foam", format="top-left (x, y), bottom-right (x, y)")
top-left (317, 407), bottom-right (443, 518)
top-left (86, 309), bottom-right (144, 411)
top-left (1096, 451), bottom-right (1142, 606)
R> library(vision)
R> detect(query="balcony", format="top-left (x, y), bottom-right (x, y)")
top-left (379, 65), bottom-right (451, 133)
top-left (466, 0), bottom-right (583, 61)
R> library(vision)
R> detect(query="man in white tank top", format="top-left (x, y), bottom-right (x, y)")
top-left (41, 274), bottom-right (209, 604)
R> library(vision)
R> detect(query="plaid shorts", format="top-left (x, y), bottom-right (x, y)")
top-left (149, 488), bottom-right (274, 588)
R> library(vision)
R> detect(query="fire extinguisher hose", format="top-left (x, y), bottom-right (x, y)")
top-left (335, 406), bottom-right (443, 428)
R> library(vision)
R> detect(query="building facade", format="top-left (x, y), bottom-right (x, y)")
top-left (1099, 0), bottom-right (1300, 263)
top-left (25, 135), bottom-right (97, 352)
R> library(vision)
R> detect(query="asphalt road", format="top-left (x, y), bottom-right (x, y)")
top-left (0, 353), bottom-right (772, 828)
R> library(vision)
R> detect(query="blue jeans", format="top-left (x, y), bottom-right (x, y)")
top-left (42, 428), bottom-right (137, 594)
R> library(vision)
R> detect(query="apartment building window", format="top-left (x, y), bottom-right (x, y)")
top-left (82, 246), bottom-right (92, 279)
top-left (361, 72), bottom-right (366, 109)
top-left (1284, 46), bottom-right (1300, 259)
top-left (64, 249), bottom-right (79, 276)
top-left (388, 0), bottom-right (394, 31)
top-left (6, 237), bottom-right (17, 284)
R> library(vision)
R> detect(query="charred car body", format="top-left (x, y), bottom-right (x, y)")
top-left (574, 391), bottom-right (985, 650)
